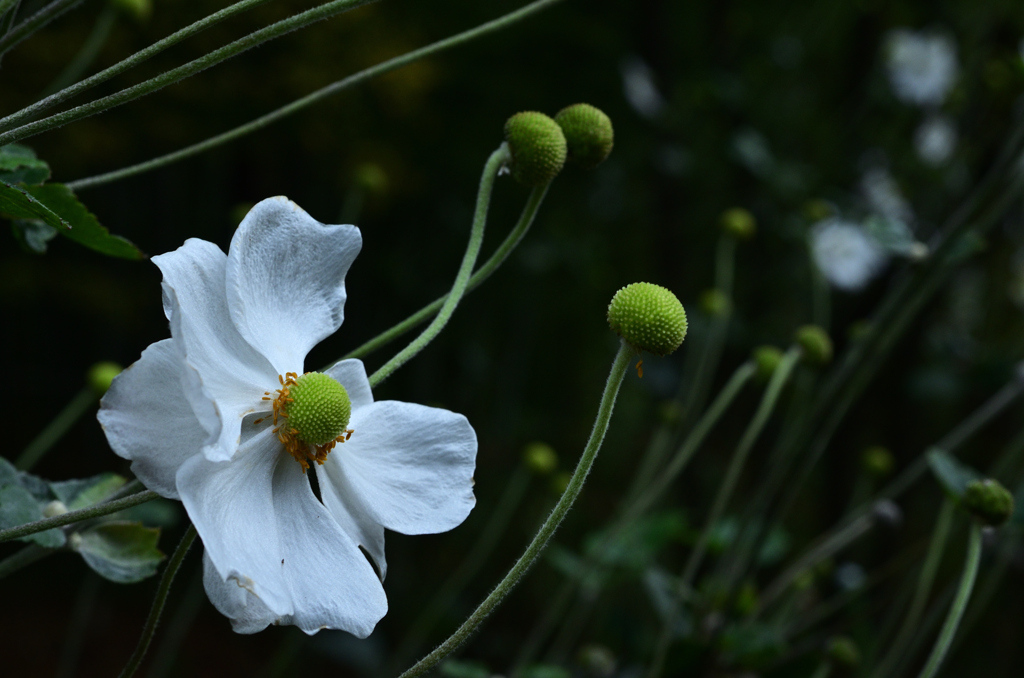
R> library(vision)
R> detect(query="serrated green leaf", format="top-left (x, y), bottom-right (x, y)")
top-left (50, 473), bottom-right (126, 511)
top-left (11, 219), bottom-right (59, 253)
top-left (927, 448), bottom-right (982, 502)
top-left (74, 521), bottom-right (164, 583)
top-left (0, 144), bottom-right (50, 185)
top-left (0, 484), bottom-right (65, 548)
top-left (0, 182), bottom-right (144, 260)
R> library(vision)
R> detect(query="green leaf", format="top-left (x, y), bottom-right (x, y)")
top-left (439, 660), bottom-right (492, 678)
top-left (0, 182), bottom-right (145, 260)
top-left (11, 219), bottom-right (59, 254)
top-left (0, 144), bottom-right (50, 185)
top-left (50, 473), bottom-right (126, 511)
top-left (927, 449), bottom-right (982, 503)
top-left (73, 521), bottom-right (165, 583)
top-left (0, 484), bottom-right (65, 548)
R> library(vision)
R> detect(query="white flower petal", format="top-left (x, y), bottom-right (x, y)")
top-left (324, 358), bottom-right (374, 411)
top-left (316, 463), bottom-right (388, 580)
top-left (326, 401), bottom-right (477, 536)
top-left (98, 339), bottom-right (211, 499)
top-left (225, 197), bottom-right (362, 375)
top-left (154, 239), bottom-right (278, 461)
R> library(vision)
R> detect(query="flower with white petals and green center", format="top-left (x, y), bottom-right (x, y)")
top-left (98, 197), bottom-right (477, 637)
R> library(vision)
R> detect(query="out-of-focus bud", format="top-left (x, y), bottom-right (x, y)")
top-left (554, 103), bottom-right (614, 169)
top-left (962, 478), bottom-right (1014, 527)
top-left (720, 207), bottom-right (756, 240)
top-left (657, 400), bottom-right (684, 425)
top-left (111, 0), bottom-right (152, 21)
top-left (752, 345), bottom-right (784, 382)
top-left (576, 644), bottom-right (617, 677)
top-left (862, 445), bottom-right (895, 478)
top-left (523, 442), bottom-right (558, 476)
top-left (826, 636), bottom-right (861, 668)
top-left (88, 361), bottom-right (123, 396)
top-left (551, 471), bottom-right (572, 496)
top-left (42, 500), bottom-right (69, 518)
top-left (698, 288), bottom-right (731, 318)
top-left (504, 111), bottom-right (567, 186)
top-left (794, 325), bottom-right (833, 365)
top-left (353, 162), bottom-right (389, 195)
top-left (607, 282), bottom-right (688, 356)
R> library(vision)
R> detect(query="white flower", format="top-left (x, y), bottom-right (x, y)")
top-left (914, 114), bottom-right (957, 166)
top-left (98, 197), bottom-right (477, 636)
top-left (810, 218), bottom-right (888, 291)
top-left (621, 56), bottom-right (666, 119)
top-left (884, 29), bottom-right (958, 107)
top-left (861, 167), bottom-right (914, 227)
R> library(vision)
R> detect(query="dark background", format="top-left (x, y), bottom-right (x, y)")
top-left (3, 0), bottom-right (1024, 675)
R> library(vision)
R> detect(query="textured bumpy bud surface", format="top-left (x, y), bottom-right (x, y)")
top-left (795, 325), bottom-right (833, 365)
top-left (88, 361), bottom-right (123, 396)
top-left (504, 111), bottom-right (567, 186)
top-left (720, 207), bottom-right (757, 240)
top-left (963, 478), bottom-right (1014, 526)
top-left (752, 346), bottom-right (783, 381)
top-left (607, 283), bottom-right (688, 356)
top-left (286, 373), bottom-right (352, 446)
top-left (523, 441), bottom-right (558, 475)
top-left (554, 103), bottom-right (614, 169)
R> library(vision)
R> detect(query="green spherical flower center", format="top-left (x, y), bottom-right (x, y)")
top-left (266, 372), bottom-right (353, 472)
top-left (607, 282), bottom-right (688, 357)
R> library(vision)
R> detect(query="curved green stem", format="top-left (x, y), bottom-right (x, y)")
top-left (62, 0), bottom-right (567, 189)
top-left (0, 0), bottom-right (82, 59)
top-left (117, 524), bottom-right (197, 678)
top-left (0, 0), bottom-right (377, 146)
top-left (368, 144), bottom-right (510, 388)
top-left (874, 499), bottom-right (955, 678)
top-left (341, 184), bottom-right (549, 364)
top-left (397, 341), bottom-right (633, 678)
top-left (915, 523), bottom-right (982, 678)
top-left (0, 488), bottom-right (158, 543)
top-left (15, 385), bottom-right (96, 471)
top-left (0, 0), bottom-right (273, 132)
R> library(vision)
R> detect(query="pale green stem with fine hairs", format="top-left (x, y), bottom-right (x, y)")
top-left (915, 523), bottom-right (982, 678)
top-left (15, 386), bottom-right (96, 470)
top-left (118, 524), bottom-right (197, 678)
top-left (397, 341), bottom-right (634, 678)
top-left (368, 144), bottom-right (510, 388)
top-left (59, 0), bottom-right (566, 189)
top-left (0, 488), bottom-right (158, 542)
top-left (873, 499), bottom-right (955, 678)
top-left (340, 184), bottom-right (549, 363)
top-left (0, 0), bottom-right (274, 132)
top-left (0, 0), bottom-right (377, 147)
top-left (0, 0), bottom-right (82, 59)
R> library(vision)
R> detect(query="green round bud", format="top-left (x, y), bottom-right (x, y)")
top-left (862, 446), bottom-right (895, 478)
top-left (607, 283), bottom-right (688, 356)
top-left (795, 325), bottom-right (833, 365)
top-left (553, 103), bottom-right (614, 169)
top-left (720, 207), bottom-right (756, 240)
top-left (699, 288), bottom-right (731, 318)
top-left (354, 163), bottom-right (388, 194)
top-left (88, 361), bottom-right (123, 396)
top-left (658, 400), bottom-right (684, 425)
top-left (110, 0), bottom-right (152, 21)
top-left (752, 346), bottom-right (784, 382)
top-left (523, 441), bottom-right (558, 476)
top-left (826, 636), bottom-right (860, 668)
top-left (963, 478), bottom-right (1014, 527)
top-left (286, 373), bottom-right (352, 446)
top-left (42, 500), bottom-right (69, 518)
top-left (504, 111), bottom-right (567, 186)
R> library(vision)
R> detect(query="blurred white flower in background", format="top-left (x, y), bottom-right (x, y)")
top-left (885, 29), bottom-right (958, 107)
top-left (914, 114), bottom-right (957, 166)
top-left (861, 167), bottom-right (914, 226)
top-left (810, 218), bottom-right (888, 291)
top-left (621, 56), bottom-right (666, 119)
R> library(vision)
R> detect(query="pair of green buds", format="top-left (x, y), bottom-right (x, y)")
top-left (504, 104), bottom-right (615, 186)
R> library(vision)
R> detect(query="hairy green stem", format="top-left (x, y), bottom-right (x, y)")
top-left (0, 488), bottom-right (158, 542)
top-left (398, 341), bottom-right (633, 677)
top-left (118, 524), bottom-right (197, 678)
top-left (369, 145), bottom-right (510, 388)
top-left (15, 386), bottom-right (96, 470)
top-left (63, 0), bottom-right (567, 190)
top-left (0, 0), bottom-right (377, 146)
top-left (0, 0), bottom-right (274, 132)
top-left (341, 184), bottom-right (549, 364)
top-left (915, 523), bottom-right (982, 678)
top-left (0, 0), bottom-right (83, 59)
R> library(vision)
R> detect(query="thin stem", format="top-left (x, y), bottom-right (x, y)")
top-left (41, 5), bottom-right (118, 97)
top-left (0, 0), bottom-right (377, 146)
top-left (369, 144), bottom-right (511, 388)
top-left (0, 0), bottom-right (274, 131)
top-left (60, 0), bottom-right (567, 188)
top-left (0, 488), bottom-right (158, 542)
top-left (117, 524), bottom-right (197, 678)
top-left (0, 543), bottom-right (53, 579)
top-left (874, 500), bottom-right (955, 678)
top-left (0, 0), bottom-right (83, 59)
top-left (15, 386), bottom-right (96, 470)
top-left (915, 523), bottom-right (982, 678)
top-left (340, 184), bottom-right (549, 364)
top-left (397, 341), bottom-right (634, 678)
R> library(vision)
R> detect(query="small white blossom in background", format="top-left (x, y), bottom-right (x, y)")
top-left (810, 218), bottom-right (888, 291)
top-left (914, 114), bottom-right (957, 166)
top-left (861, 167), bottom-right (914, 227)
top-left (99, 197), bottom-right (477, 636)
top-left (884, 29), bottom-right (958, 107)
top-left (621, 56), bottom-right (666, 119)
